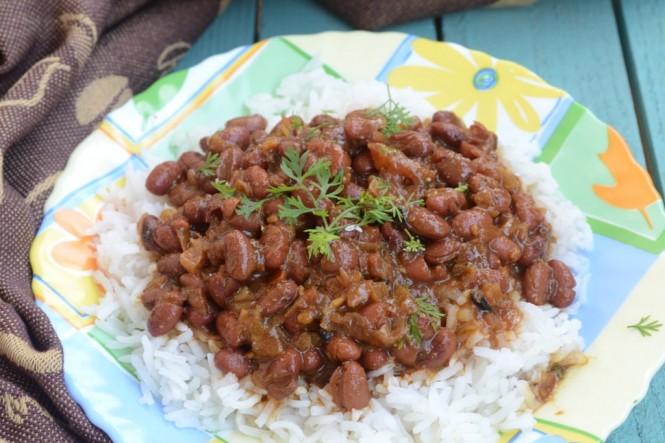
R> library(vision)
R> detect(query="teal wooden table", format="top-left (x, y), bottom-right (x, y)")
top-left (176, 1), bottom-right (665, 441)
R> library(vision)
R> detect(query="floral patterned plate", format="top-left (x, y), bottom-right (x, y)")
top-left (30, 31), bottom-right (665, 443)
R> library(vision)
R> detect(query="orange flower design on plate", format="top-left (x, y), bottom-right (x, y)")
top-left (388, 38), bottom-right (564, 132)
top-left (52, 208), bottom-right (97, 271)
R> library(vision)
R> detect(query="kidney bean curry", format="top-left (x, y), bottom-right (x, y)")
top-left (138, 99), bottom-right (576, 411)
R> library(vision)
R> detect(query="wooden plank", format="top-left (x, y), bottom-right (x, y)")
top-left (441, 0), bottom-right (646, 168)
top-left (615, 0), bottom-right (665, 193)
top-left (175, 0), bottom-right (257, 70)
top-left (606, 9), bottom-right (665, 442)
top-left (260, 0), bottom-right (437, 40)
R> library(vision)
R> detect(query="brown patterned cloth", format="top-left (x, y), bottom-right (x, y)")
top-left (318, 0), bottom-right (535, 30)
top-left (0, 1), bottom-right (220, 441)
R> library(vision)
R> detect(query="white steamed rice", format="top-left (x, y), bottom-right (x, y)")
top-left (91, 63), bottom-right (592, 443)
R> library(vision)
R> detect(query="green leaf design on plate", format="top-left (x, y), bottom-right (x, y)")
top-left (133, 69), bottom-right (188, 127)
top-left (539, 102), bottom-right (665, 253)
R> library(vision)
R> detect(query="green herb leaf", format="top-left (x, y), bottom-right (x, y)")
top-left (627, 315), bottom-right (663, 337)
top-left (211, 180), bottom-right (236, 198)
top-left (454, 183), bottom-right (469, 193)
top-left (305, 226), bottom-right (340, 259)
top-left (199, 152), bottom-right (220, 177)
top-left (305, 121), bottom-right (334, 141)
top-left (366, 88), bottom-right (415, 138)
top-left (415, 295), bottom-right (445, 328)
top-left (235, 196), bottom-right (267, 219)
top-left (408, 314), bottom-right (423, 345)
top-left (404, 229), bottom-right (425, 253)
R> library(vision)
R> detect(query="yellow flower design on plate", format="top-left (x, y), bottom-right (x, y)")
top-left (388, 38), bottom-right (564, 132)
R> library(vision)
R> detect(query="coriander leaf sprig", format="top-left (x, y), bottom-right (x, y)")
top-left (199, 152), bottom-right (220, 177)
top-left (627, 315), bottom-right (663, 337)
top-left (404, 229), bottom-right (425, 253)
top-left (366, 89), bottom-right (415, 138)
top-left (211, 179), bottom-right (236, 198)
top-left (274, 147), bottom-right (412, 259)
top-left (408, 295), bottom-right (445, 344)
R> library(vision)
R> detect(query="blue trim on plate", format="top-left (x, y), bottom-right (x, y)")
top-left (531, 96), bottom-right (573, 149)
top-left (61, 331), bottom-right (213, 443)
top-left (576, 233), bottom-right (659, 347)
top-left (136, 45), bottom-right (251, 143)
top-left (375, 34), bottom-right (416, 82)
top-left (105, 114), bottom-right (138, 144)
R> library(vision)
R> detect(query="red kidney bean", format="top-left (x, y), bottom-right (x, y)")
top-left (186, 305), bottom-right (215, 329)
top-left (459, 141), bottom-right (484, 159)
top-left (407, 206), bottom-right (450, 240)
top-left (435, 149), bottom-right (476, 187)
top-left (488, 235), bottom-right (522, 264)
top-left (260, 223), bottom-right (291, 270)
top-left (359, 346), bottom-right (390, 371)
top-left (147, 302), bottom-right (182, 336)
top-left (325, 335), bottom-right (362, 362)
top-left (214, 348), bottom-right (250, 379)
top-left (215, 147), bottom-right (244, 181)
top-left (517, 229), bottom-right (549, 266)
top-left (215, 311), bottom-right (247, 349)
top-left (522, 260), bottom-right (552, 306)
top-left (431, 121), bottom-right (469, 148)
top-left (391, 342), bottom-right (418, 367)
top-left (262, 348), bottom-right (302, 400)
top-left (327, 361), bottom-right (370, 410)
top-left (320, 240), bottom-right (359, 274)
top-left (360, 301), bottom-right (391, 330)
top-left (469, 174), bottom-right (512, 215)
top-left (169, 182), bottom-right (206, 207)
top-left (223, 231), bottom-right (256, 281)
top-left (389, 130), bottom-right (434, 158)
top-left (244, 165), bottom-right (270, 199)
top-left (426, 188), bottom-right (466, 217)
top-left (181, 197), bottom-right (209, 225)
top-left (421, 328), bottom-right (457, 370)
top-left (258, 279), bottom-right (298, 316)
top-left (352, 150), bottom-right (376, 175)
top-left (381, 222), bottom-right (406, 252)
top-left (156, 253), bottom-right (186, 278)
top-left (432, 110), bottom-right (464, 126)
top-left (206, 126), bottom-right (251, 152)
top-left (226, 114), bottom-right (268, 132)
top-left (152, 224), bottom-right (181, 253)
top-left (140, 286), bottom-right (161, 310)
top-left (451, 208), bottom-right (493, 239)
top-left (513, 192), bottom-right (544, 231)
top-left (227, 211), bottom-right (262, 235)
top-left (285, 240), bottom-right (310, 284)
top-left (344, 110), bottom-right (384, 147)
top-left (138, 214), bottom-right (164, 253)
top-left (468, 122), bottom-right (497, 149)
top-left (207, 269), bottom-right (240, 308)
top-left (301, 348), bottom-right (324, 373)
top-left (262, 196), bottom-right (284, 218)
top-left (404, 256), bottom-right (433, 282)
top-left (145, 161), bottom-right (183, 195)
top-left (424, 238), bottom-right (461, 265)
top-left (548, 259), bottom-right (576, 308)
top-left (178, 151), bottom-right (205, 170)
